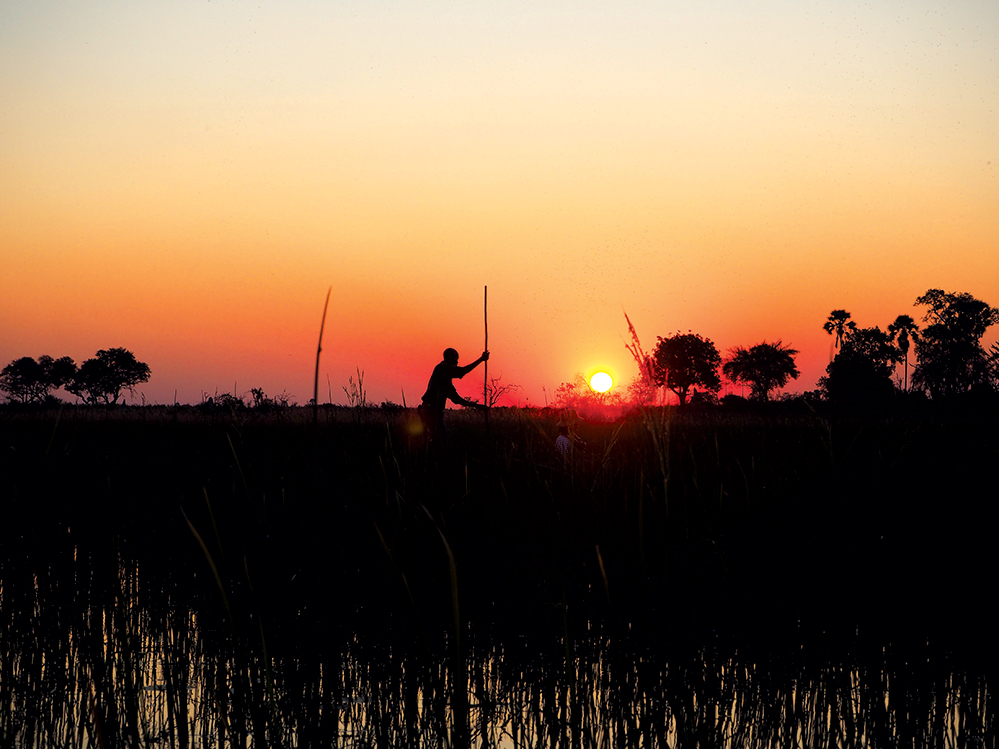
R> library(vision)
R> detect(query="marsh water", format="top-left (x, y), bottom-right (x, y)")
top-left (2, 408), bottom-right (995, 747)
top-left (2, 541), bottom-right (992, 748)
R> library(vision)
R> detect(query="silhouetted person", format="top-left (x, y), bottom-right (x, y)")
top-left (555, 421), bottom-right (586, 459)
top-left (419, 348), bottom-right (489, 443)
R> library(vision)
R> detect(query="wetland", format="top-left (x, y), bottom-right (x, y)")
top-left (1, 403), bottom-right (995, 747)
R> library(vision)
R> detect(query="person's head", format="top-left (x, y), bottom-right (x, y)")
top-left (443, 348), bottom-right (459, 364)
top-left (557, 421), bottom-right (569, 435)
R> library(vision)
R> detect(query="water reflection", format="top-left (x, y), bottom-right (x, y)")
top-left (2, 546), bottom-right (991, 748)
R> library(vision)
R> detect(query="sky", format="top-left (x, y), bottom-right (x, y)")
top-left (3, 0), bottom-right (997, 406)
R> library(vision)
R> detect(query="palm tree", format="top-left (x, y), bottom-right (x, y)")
top-left (823, 310), bottom-right (856, 351)
top-left (887, 314), bottom-right (920, 391)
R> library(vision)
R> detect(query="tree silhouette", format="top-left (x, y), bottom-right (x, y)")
top-left (821, 326), bottom-right (899, 402)
top-left (912, 289), bottom-right (999, 398)
top-left (722, 341), bottom-right (800, 401)
top-left (823, 310), bottom-right (856, 351)
top-left (67, 348), bottom-right (151, 405)
top-left (626, 373), bottom-right (659, 406)
top-left (987, 342), bottom-right (999, 391)
top-left (485, 374), bottom-right (522, 407)
top-left (652, 332), bottom-right (722, 405)
top-left (2, 357), bottom-right (52, 404)
top-left (0, 355), bottom-right (76, 404)
top-left (887, 314), bottom-right (920, 391)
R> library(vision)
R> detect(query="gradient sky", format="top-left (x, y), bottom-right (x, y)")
top-left (3, 0), bottom-right (997, 406)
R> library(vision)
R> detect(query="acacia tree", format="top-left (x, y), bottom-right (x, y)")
top-left (887, 314), bottom-right (920, 391)
top-left (652, 332), bottom-right (722, 405)
top-left (722, 341), bottom-right (800, 401)
top-left (0, 355), bottom-right (76, 403)
top-left (912, 289), bottom-right (999, 398)
top-left (67, 348), bottom-right (151, 405)
top-left (485, 374), bottom-right (522, 407)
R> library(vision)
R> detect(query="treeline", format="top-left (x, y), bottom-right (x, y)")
top-left (0, 347), bottom-right (149, 405)
top-left (555, 288), bottom-right (999, 410)
top-left (820, 289), bottom-right (999, 401)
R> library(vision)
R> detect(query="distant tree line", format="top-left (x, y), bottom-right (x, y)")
top-left (819, 289), bottom-right (999, 403)
top-left (0, 347), bottom-right (150, 405)
top-left (576, 288), bottom-right (999, 410)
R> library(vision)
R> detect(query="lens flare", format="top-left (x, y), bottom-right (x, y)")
top-left (589, 371), bottom-right (613, 393)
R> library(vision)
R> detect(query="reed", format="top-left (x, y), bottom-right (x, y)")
top-left (2, 400), bottom-right (996, 746)
top-left (1, 542), bottom-right (993, 747)
top-left (313, 286), bottom-right (331, 426)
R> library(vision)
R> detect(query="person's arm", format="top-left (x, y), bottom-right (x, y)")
top-left (457, 351), bottom-right (489, 378)
top-left (453, 394), bottom-right (488, 410)
top-left (447, 383), bottom-right (488, 410)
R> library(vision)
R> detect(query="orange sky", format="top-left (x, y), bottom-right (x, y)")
top-left (3, 0), bottom-right (997, 406)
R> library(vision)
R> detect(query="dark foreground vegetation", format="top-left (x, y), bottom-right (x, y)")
top-left (1, 402), bottom-right (995, 747)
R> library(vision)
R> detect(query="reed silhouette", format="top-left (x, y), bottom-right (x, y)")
top-left (1, 404), bottom-right (995, 746)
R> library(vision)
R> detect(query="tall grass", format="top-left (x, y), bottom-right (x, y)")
top-left (0, 546), bottom-right (992, 747)
top-left (3, 401), bottom-right (995, 631)
top-left (1, 401), bottom-right (996, 746)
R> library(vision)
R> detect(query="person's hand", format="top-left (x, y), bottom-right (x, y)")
top-left (481, 350), bottom-right (490, 361)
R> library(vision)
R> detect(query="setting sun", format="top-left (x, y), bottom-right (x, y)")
top-left (589, 372), bottom-right (613, 393)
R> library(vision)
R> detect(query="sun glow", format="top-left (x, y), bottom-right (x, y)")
top-left (589, 371), bottom-right (613, 393)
